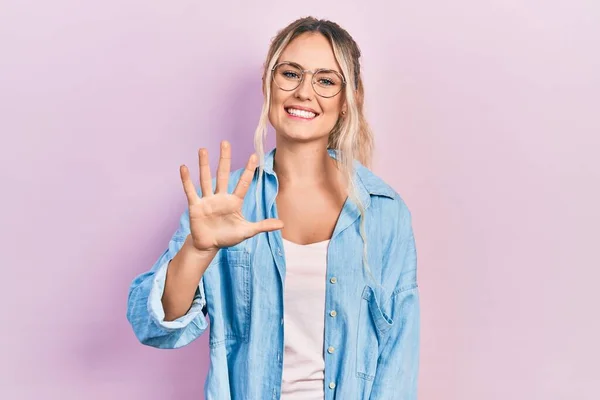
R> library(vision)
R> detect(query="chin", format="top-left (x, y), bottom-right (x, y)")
top-left (280, 129), bottom-right (319, 142)
top-left (271, 113), bottom-right (334, 143)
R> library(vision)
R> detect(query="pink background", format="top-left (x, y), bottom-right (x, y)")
top-left (1, 1), bottom-right (599, 399)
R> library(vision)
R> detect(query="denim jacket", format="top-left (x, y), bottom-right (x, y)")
top-left (126, 148), bottom-right (420, 399)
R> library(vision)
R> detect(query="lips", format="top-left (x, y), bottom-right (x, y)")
top-left (285, 106), bottom-right (319, 120)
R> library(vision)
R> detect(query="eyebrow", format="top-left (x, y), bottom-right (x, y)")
top-left (279, 60), bottom-right (342, 74)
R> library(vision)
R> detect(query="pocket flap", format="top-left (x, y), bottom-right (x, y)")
top-left (362, 286), bottom-right (393, 337)
top-left (225, 248), bottom-right (250, 267)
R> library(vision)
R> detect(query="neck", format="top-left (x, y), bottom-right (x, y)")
top-left (272, 136), bottom-right (339, 189)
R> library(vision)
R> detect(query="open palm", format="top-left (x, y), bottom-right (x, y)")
top-left (179, 141), bottom-right (283, 252)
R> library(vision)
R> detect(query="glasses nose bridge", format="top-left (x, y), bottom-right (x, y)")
top-left (296, 68), bottom-right (318, 94)
top-left (300, 68), bottom-right (319, 81)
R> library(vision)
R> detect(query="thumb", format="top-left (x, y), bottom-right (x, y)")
top-left (246, 218), bottom-right (284, 237)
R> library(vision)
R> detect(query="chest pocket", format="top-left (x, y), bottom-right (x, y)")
top-left (356, 285), bottom-right (394, 380)
top-left (218, 248), bottom-right (251, 344)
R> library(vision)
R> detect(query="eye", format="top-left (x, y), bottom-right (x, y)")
top-left (282, 70), bottom-right (301, 80)
top-left (314, 70), bottom-right (341, 88)
top-left (318, 78), bottom-right (335, 86)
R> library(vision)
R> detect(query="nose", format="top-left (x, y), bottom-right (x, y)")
top-left (294, 73), bottom-right (313, 100)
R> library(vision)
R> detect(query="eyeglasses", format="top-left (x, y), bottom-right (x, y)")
top-left (271, 61), bottom-right (346, 98)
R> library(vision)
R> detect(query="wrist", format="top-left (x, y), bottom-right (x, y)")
top-left (183, 235), bottom-right (218, 259)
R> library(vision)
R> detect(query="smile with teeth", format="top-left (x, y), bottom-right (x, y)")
top-left (286, 107), bottom-right (317, 119)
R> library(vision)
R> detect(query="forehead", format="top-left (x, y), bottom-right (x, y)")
top-left (278, 33), bottom-right (341, 72)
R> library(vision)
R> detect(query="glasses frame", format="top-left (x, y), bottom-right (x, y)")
top-left (271, 61), bottom-right (347, 98)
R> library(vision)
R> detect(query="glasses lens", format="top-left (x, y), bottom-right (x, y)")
top-left (313, 70), bottom-right (344, 97)
top-left (273, 63), bottom-right (302, 91)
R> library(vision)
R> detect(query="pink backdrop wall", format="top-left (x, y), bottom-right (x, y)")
top-left (1, 1), bottom-right (598, 399)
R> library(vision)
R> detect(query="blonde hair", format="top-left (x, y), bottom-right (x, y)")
top-left (254, 17), bottom-right (376, 280)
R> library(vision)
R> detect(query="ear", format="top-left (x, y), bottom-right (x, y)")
top-left (341, 102), bottom-right (347, 116)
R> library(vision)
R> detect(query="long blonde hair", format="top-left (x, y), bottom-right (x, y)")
top-left (254, 17), bottom-right (376, 279)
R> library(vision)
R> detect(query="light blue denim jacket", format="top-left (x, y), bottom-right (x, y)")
top-left (126, 148), bottom-right (419, 399)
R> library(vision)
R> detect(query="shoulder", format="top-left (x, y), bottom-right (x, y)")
top-left (357, 167), bottom-right (417, 291)
top-left (355, 163), bottom-right (412, 220)
top-left (355, 164), bottom-right (414, 259)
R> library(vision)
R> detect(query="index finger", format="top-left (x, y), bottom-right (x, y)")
top-left (232, 153), bottom-right (258, 199)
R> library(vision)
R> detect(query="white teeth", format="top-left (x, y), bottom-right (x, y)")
top-left (287, 108), bottom-right (316, 119)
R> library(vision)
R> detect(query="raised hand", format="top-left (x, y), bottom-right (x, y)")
top-left (179, 141), bottom-right (284, 252)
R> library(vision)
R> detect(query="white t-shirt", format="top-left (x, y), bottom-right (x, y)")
top-left (280, 237), bottom-right (330, 400)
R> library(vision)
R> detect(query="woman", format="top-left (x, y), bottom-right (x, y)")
top-left (127, 16), bottom-right (419, 400)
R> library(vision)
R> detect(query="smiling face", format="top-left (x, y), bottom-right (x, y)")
top-left (268, 33), bottom-right (346, 143)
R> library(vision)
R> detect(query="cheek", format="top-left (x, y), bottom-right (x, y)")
top-left (267, 89), bottom-right (283, 124)
top-left (320, 99), bottom-right (342, 121)
top-left (321, 96), bottom-right (342, 113)
top-left (270, 89), bottom-right (288, 114)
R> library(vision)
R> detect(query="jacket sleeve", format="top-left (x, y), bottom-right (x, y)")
top-left (370, 199), bottom-right (420, 399)
top-left (126, 209), bottom-right (211, 349)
